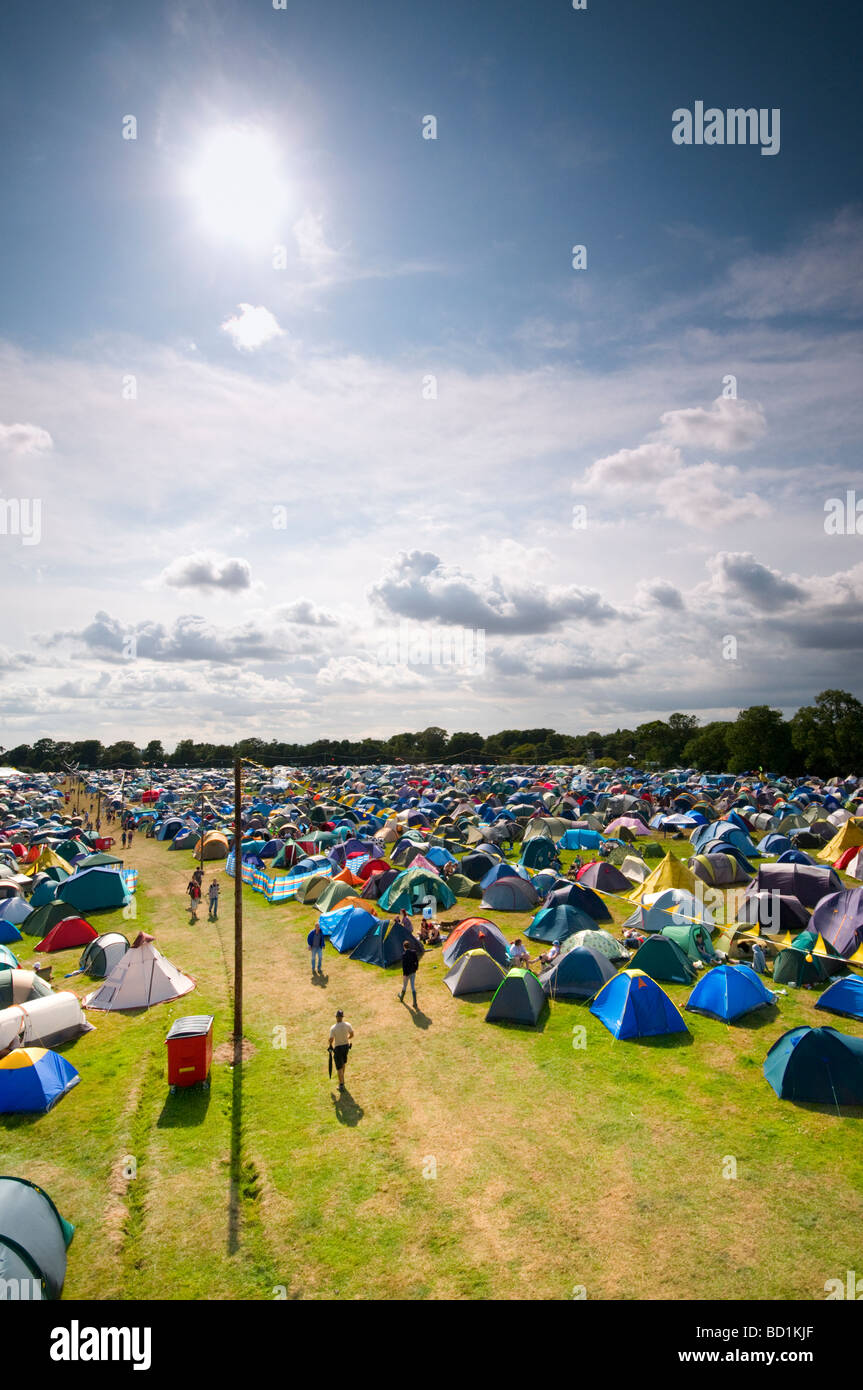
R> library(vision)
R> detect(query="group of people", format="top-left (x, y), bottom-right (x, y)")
top-left (186, 867), bottom-right (220, 921)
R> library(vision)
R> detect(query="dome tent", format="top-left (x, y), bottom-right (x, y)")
top-left (444, 948), bottom-right (507, 997)
top-left (685, 963), bottom-right (775, 1023)
top-left (0, 1046), bottom-right (80, 1114)
top-left (485, 968), bottom-right (547, 1026)
top-left (590, 969), bottom-right (688, 1040)
top-left (0, 1176), bottom-right (74, 1298)
top-left (763, 1026), bottom-right (863, 1105)
top-left (539, 946), bottom-right (616, 1000)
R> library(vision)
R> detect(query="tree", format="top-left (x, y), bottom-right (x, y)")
top-left (102, 740), bottom-right (142, 769)
top-left (447, 731), bottom-right (484, 759)
top-left (725, 707), bottom-right (792, 775)
top-left (791, 689), bottom-right (863, 775)
top-left (142, 739), bottom-right (165, 765)
top-left (681, 722), bottom-right (731, 772)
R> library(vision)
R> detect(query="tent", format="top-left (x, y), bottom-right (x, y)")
top-left (736, 891), bottom-right (809, 934)
top-left (628, 852), bottom-right (697, 904)
top-left (0, 918), bottom-right (22, 945)
top-left (57, 867), bottom-right (130, 913)
top-left (686, 963), bottom-right (775, 1022)
top-left (625, 887), bottom-right (715, 936)
top-left (661, 920), bottom-right (717, 965)
top-left (314, 880), bottom-right (360, 914)
top-left (772, 945), bottom-right (835, 988)
top-left (18, 902), bottom-right (74, 939)
top-left (525, 903), bottom-right (597, 944)
top-left (763, 1026), bottom-right (863, 1105)
top-left (78, 932), bottom-right (130, 979)
top-left (485, 968), bottom-right (547, 1026)
top-left (0, 1176), bottom-right (74, 1298)
top-left (320, 905), bottom-right (381, 953)
top-left (754, 863), bottom-right (842, 909)
top-left (566, 928), bottom-right (628, 963)
top-left (348, 914), bottom-right (423, 967)
top-left (480, 877), bottom-right (540, 912)
top-left (590, 969), bottom-right (688, 1040)
top-left (577, 861), bottom-right (632, 893)
top-left (817, 818), bottom-right (863, 865)
top-left (35, 916), bottom-right (98, 953)
top-left (83, 937), bottom-right (195, 1011)
top-left (0, 896), bottom-right (32, 925)
top-left (380, 868), bottom-right (456, 914)
top-left (444, 948), bottom-right (507, 997)
top-left (0, 991), bottom-right (92, 1052)
top-left (811, 888), bottom-right (863, 959)
top-left (0, 969), bottom-right (53, 1007)
top-left (0, 1046), bottom-right (80, 1113)
top-left (539, 946), bottom-right (616, 1000)
top-left (688, 852), bottom-right (751, 886)
top-left (442, 918), bottom-right (510, 968)
top-left (543, 882), bottom-right (612, 923)
top-left (627, 935), bottom-right (696, 985)
top-left (0, 944), bottom-right (18, 969)
top-left (815, 975), bottom-right (863, 1022)
top-left (294, 872), bottom-right (333, 904)
top-left (194, 832), bottom-right (229, 860)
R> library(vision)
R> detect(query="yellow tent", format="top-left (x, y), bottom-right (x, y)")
top-left (818, 817), bottom-right (863, 864)
top-left (629, 851), bottom-right (697, 904)
top-left (20, 846), bottom-right (73, 877)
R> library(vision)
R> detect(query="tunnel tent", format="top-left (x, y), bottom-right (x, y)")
top-left (0, 1176), bottom-right (74, 1299)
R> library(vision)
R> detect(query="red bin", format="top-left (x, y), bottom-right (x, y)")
top-left (165, 1015), bottom-right (214, 1089)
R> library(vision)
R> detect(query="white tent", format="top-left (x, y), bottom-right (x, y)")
top-left (0, 992), bottom-right (93, 1055)
top-left (83, 940), bottom-right (195, 1011)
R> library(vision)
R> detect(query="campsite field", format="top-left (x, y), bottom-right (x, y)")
top-left (3, 809), bottom-right (863, 1302)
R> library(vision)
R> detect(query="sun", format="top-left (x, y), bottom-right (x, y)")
top-left (186, 126), bottom-right (286, 248)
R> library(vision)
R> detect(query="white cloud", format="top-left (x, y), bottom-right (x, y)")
top-left (657, 395), bottom-right (766, 453)
top-left (221, 303), bottom-right (284, 351)
top-left (0, 421), bottom-right (53, 455)
top-left (159, 553), bottom-right (253, 592)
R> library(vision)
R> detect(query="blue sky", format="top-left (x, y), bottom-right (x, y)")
top-left (1, 0), bottom-right (862, 747)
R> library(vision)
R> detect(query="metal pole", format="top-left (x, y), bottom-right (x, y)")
top-left (233, 757), bottom-right (243, 1043)
top-left (200, 790), bottom-right (205, 880)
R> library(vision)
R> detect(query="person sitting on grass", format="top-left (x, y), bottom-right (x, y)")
top-left (508, 938), bottom-right (530, 968)
top-left (536, 939), bottom-right (562, 969)
top-left (419, 918), bottom-right (441, 946)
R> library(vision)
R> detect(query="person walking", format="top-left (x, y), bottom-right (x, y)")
top-left (399, 939), bottom-right (420, 1006)
top-left (328, 1010), bottom-right (354, 1091)
top-left (121, 830), bottom-right (127, 849)
top-left (187, 877), bottom-right (201, 920)
top-left (208, 879), bottom-right (220, 921)
top-left (307, 921), bottom-right (325, 973)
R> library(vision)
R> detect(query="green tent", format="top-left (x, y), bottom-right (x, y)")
top-left (314, 880), bottom-right (360, 914)
top-left (485, 968), bottom-right (547, 1026)
top-left (661, 921), bottom-right (717, 965)
top-left (628, 934), bottom-right (696, 985)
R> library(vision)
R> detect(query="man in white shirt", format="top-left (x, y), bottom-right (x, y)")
top-left (509, 938), bottom-right (530, 968)
top-left (328, 1010), bottom-right (354, 1090)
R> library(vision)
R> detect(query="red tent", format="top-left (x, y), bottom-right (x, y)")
top-left (358, 857), bottom-right (390, 881)
top-left (35, 917), bottom-right (98, 953)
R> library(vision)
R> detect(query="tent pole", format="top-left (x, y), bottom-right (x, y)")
top-left (233, 757), bottom-right (243, 1046)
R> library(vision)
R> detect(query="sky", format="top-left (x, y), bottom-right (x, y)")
top-left (1, 0), bottom-right (862, 749)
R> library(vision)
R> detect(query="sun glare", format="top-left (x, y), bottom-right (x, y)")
top-left (186, 126), bottom-right (286, 248)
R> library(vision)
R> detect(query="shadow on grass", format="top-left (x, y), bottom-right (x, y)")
top-left (780, 1098), bottom-right (863, 1119)
top-left (486, 1009), bottom-right (550, 1034)
top-left (625, 1030), bottom-right (694, 1049)
top-left (406, 1004), bottom-right (432, 1029)
top-left (157, 1083), bottom-right (211, 1127)
top-left (331, 1087), bottom-right (364, 1126)
top-left (726, 1005), bottom-right (780, 1031)
top-left (227, 1033), bottom-right (243, 1256)
top-left (311, 971), bottom-right (329, 988)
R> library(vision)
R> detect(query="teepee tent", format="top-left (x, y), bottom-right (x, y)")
top-left (83, 935), bottom-right (194, 1011)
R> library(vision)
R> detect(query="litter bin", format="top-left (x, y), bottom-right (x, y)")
top-left (165, 1015), bottom-right (214, 1091)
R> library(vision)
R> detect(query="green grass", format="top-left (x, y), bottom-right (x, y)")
top-left (2, 815), bottom-right (862, 1301)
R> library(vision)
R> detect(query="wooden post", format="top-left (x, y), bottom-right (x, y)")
top-left (233, 757), bottom-right (243, 1044)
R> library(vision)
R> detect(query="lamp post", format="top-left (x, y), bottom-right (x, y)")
top-left (233, 757), bottom-right (243, 1047)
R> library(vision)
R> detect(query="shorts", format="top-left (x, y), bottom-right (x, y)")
top-left (333, 1044), bottom-right (350, 1069)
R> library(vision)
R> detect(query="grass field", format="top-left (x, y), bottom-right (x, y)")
top-left (3, 806), bottom-right (862, 1301)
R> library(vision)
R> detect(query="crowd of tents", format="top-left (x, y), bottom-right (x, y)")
top-left (3, 758), bottom-right (863, 1296)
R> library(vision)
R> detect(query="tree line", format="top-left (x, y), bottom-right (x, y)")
top-left (3, 690), bottom-right (860, 777)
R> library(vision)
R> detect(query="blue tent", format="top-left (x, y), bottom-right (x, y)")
top-left (763, 1026), bottom-right (863, 1105)
top-left (57, 868), bottom-right (130, 913)
top-left (319, 905), bottom-right (381, 953)
top-left (348, 916), bottom-right (424, 967)
top-left (525, 903), bottom-right (597, 943)
top-left (519, 838), bottom-right (558, 870)
top-left (685, 963), bottom-right (775, 1022)
top-left (559, 829), bottom-right (602, 850)
top-left (0, 1047), bottom-right (80, 1114)
top-left (0, 897), bottom-right (32, 925)
top-left (0, 919), bottom-right (23, 945)
top-left (815, 976), bottom-right (863, 1022)
top-left (590, 969), bottom-right (689, 1040)
top-left (545, 882), bottom-right (612, 923)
